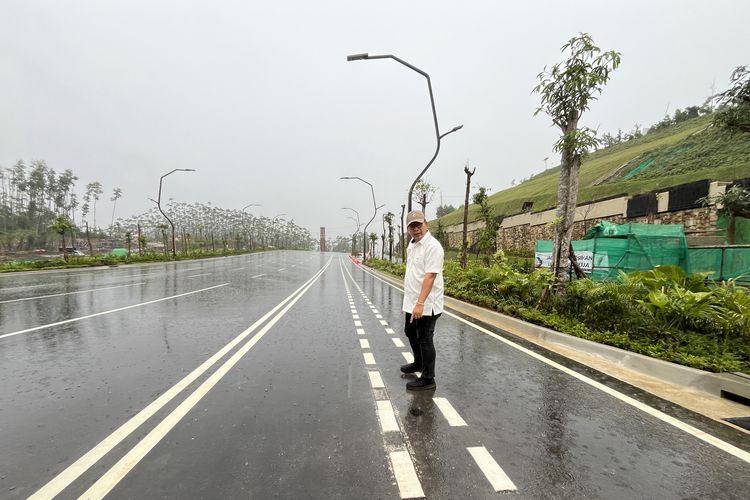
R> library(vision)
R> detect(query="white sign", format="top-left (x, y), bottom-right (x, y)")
top-left (535, 251), bottom-right (595, 273)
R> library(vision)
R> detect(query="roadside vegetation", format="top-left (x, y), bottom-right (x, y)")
top-left (366, 256), bottom-right (750, 374)
top-left (0, 247), bottom-right (268, 273)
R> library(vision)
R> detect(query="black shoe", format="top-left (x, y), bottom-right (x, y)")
top-left (400, 363), bottom-right (420, 374)
top-left (406, 377), bottom-right (436, 391)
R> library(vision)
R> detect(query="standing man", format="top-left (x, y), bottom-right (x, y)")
top-left (401, 210), bottom-right (444, 391)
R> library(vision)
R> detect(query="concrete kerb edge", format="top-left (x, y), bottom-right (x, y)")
top-left (362, 265), bottom-right (750, 403)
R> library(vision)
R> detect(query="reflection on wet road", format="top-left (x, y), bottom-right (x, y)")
top-left (1, 251), bottom-right (749, 499)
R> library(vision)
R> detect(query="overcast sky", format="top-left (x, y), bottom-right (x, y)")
top-left (2, 1), bottom-right (748, 239)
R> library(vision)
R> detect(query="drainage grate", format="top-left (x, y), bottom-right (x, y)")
top-left (724, 417), bottom-right (750, 431)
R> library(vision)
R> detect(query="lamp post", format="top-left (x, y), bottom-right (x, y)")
top-left (342, 207), bottom-right (361, 256)
top-left (149, 168), bottom-right (195, 258)
top-left (242, 203), bottom-right (261, 248)
top-left (340, 176), bottom-right (382, 263)
top-left (347, 53), bottom-right (463, 211)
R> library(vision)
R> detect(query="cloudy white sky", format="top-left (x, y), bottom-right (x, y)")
top-left (2, 1), bottom-right (748, 239)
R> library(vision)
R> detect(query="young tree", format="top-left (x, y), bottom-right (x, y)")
top-left (412, 180), bottom-right (437, 214)
top-left (472, 186), bottom-right (498, 264)
top-left (461, 164), bottom-right (476, 269)
top-left (110, 187), bottom-right (123, 227)
top-left (533, 33), bottom-right (620, 294)
top-left (711, 65), bottom-right (750, 133)
top-left (48, 215), bottom-right (75, 261)
top-left (384, 211), bottom-right (395, 261)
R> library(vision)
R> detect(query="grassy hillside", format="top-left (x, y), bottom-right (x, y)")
top-left (438, 115), bottom-right (750, 227)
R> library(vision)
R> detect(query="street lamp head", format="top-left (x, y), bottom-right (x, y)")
top-left (347, 53), bottom-right (369, 61)
top-left (180, 168), bottom-right (196, 172)
top-left (340, 176), bottom-right (353, 180)
top-left (450, 124), bottom-right (464, 133)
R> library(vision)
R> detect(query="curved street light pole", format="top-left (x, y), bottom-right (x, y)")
top-left (149, 168), bottom-right (195, 258)
top-left (347, 53), bottom-right (463, 211)
top-left (340, 176), bottom-right (380, 263)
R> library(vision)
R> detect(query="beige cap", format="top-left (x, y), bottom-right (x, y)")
top-left (406, 210), bottom-right (426, 225)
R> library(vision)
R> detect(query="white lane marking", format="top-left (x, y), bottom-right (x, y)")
top-left (391, 338), bottom-right (405, 348)
top-left (29, 261), bottom-right (331, 499)
top-left (0, 284), bottom-right (230, 341)
top-left (359, 339), bottom-right (370, 349)
top-left (363, 353), bottom-right (376, 365)
top-left (379, 320), bottom-right (388, 326)
top-left (234, 267), bottom-right (246, 271)
top-left (0, 282), bottom-right (144, 304)
top-left (368, 371), bottom-right (384, 388)
top-left (375, 314), bottom-right (383, 319)
top-left (373, 309), bottom-right (380, 314)
top-left (185, 273), bottom-right (211, 278)
top-left (389, 450), bottom-right (424, 499)
top-left (359, 265), bottom-right (750, 465)
top-left (356, 328), bottom-right (365, 335)
top-left (376, 400), bottom-right (399, 433)
top-left (352, 314), bottom-right (360, 319)
top-left (402, 352), bottom-right (414, 363)
top-left (354, 320), bottom-right (362, 327)
top-left (74, 259), bottom-right (332, 500)
top-left (434, 397), bottom-right (468, 427)
top-left (278, 268), bottom-right (286, 271)
top-left (385, 328), bottom-right (395, 334)
top-left (251, 274), bottom-right (265, 278)
top-left (467, 446), bottom-right (517, 492)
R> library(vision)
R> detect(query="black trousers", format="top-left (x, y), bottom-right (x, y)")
top-left (403, 313), bottom-right (441, 379)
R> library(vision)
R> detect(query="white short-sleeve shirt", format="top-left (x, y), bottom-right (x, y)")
top-left (402, 231), bottom-right (444, 315)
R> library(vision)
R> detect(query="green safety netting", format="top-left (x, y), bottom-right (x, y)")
top-left (109, 248), bottom-right (129, 257)
top-left (538, 221), bottom-right (750, 282)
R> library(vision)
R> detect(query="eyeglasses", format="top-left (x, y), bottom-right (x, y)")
top-left (407, 223), bottom-right (423, 230)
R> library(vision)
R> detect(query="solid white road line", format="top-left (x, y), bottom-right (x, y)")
top-left (356, 328), bottom-right (365, 335)
top-left (392, 338), bottom-right (405, 348)
top-left (368, 371), bottom-right (385, 389)
top-left (467, 446), bottom-right (517, 492)
top-left (75, 259), bottom-right (332, 500)
top-left (389, 450), bottom-right (425, 499)
top-left (0, 283), bottom-right (230, 341)
top-left (385, 328), bottom-right (395, 334)
top-left (376, 400), bottom-right (399, 433)
top-left (30, 262), bottom-right (331, 500)
top-left (402, 352), bottom-right (414, 363)
top-left (185, 273), bottom-right (211, 278)
top-left (359, 339), bottom-right (370, 349)
top-left (363, 353), bottom-right (376, 365)
top-left (433, 397), bottom-right (468, 427)
top-left (359, 265), bottom-right (750, 465)
top-left (0, 282), bottom-right (144, 304)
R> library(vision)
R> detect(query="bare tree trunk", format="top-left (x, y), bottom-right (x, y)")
top-left (461, 165), bottom-right (476, 269)
top-left (137, 223), bottom-right (143, 255)
top-left (86, 221), bottom-right (93, 257)
top-left (552, 119), bottom-right (581, 295)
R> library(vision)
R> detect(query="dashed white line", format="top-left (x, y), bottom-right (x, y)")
top-left (363, 353), bottom-right (376, 365)
top-left (385, 328), bottom-right (395, 335)
top-left (433, 397), bottom-right (468, 427)
top-left (352, 314), bottom-right (360, 319)
top-left (278, 268), bottom-right (286, 271)
top-left (392, 338), bottom-right (405, 348)
top-left (376, 400), bottom-right (399, 433)
top-left (373, 309), bottom-right (380, 314)
top-left (389, 450), bottom-right (425, 499)
top-left (379, 320), bottom-right (388, 326)
top-left (467, 446), bottom-right (517, 492)
top-left (251, 274), bottom-right (265, 278)
top-left (375, 314), bottom-right (383, 319)
top-left (402, 352), bottom-right (414, 363)
top-left (354, 320), bottom-right (362, 327)
top-left (356, 328), bottom-right (365, 335)
top-left (368, 370), bottom-right (384, 388)
top-left (359, 339), bottom-right (370, 349)
top-left (185, 273), bottom-right (211, 278)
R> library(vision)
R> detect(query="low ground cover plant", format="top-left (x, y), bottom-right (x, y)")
top-left (366, 257), bottom-right (749, 374)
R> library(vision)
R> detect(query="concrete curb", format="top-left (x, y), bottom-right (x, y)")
top-left (364, 266), bottom-right (750, 404)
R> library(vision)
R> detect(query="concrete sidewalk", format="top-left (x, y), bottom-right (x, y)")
top-left (365, 265), bottom-right (750, 435)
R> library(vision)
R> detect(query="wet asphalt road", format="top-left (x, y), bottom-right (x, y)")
top-left (1, 251), bottom-right (749, 499)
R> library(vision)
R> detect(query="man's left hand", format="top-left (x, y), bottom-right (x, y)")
top-left (411, 303), bottom-right (424, 322)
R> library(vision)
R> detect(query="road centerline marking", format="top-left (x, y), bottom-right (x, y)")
top-left (434, 397), bottom-right (468, 427)
top-left (467, 446), bottom-right (517, 492)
